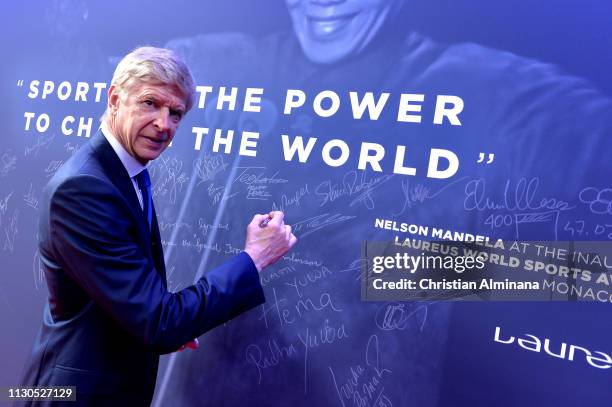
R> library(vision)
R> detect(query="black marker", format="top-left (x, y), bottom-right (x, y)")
top-left (259, 215), bottom-right (272, 228)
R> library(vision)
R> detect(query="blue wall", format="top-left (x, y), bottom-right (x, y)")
top-left (3, 1), bottom-right (611, 406)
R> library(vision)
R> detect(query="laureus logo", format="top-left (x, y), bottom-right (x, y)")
top-left (493, 326), bottom-right (612, 369)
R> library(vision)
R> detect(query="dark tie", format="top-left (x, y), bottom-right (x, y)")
top-left (135, 169), bottom-right (152, 231)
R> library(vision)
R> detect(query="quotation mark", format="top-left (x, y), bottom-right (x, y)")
top-left (16, 79), bottom-right (24, 87)
top-left (477, 153), bottom-right (495, 164)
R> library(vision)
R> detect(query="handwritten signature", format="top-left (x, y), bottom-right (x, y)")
top-left (579, 187), bottom-right (612, 215)
top-left (193, 153), bottom-right (228, 185)
top-left (0, 151), bottom-right (17, 177)
top-left (23, 183), bottom-right (39, 210)
top-left (374, 302), bottom-right (428, 332)
top-left (207, 182), bottom-right (239, 205)
top-left (44, 160), bottom-right (63, 178)
top-left (394, 176), bottom-right (469, 216)
top-left (24, 134), bottom-right (55, 157)
top-left (464, 177), bottom-right (574, 212)
top-left (150, 155), bottom-right (188, 204)
top-left (0, 192), bottom-right (13, 220)
top-left (3, 209), bottom-right (19, 252)
top-left (316, 170), bottom-right (393, 210)
top-left (157, 220), bottom-right (192, 233)
top-left (64, 142), bottom-right (79, 155)
top-left (245, 338), bottom-right (298, 385)
top-left (272, 183), bottom-right (310, 212)
top-left (234, 166), bottom-right (288, 186)
top-left (246, 184), bottom-right (271, 200)
top-left (292, 213), bottom-right (357, 238)
top-left (329, 335), bottom-right (393, 407)
top-left (234, 166), bottom-right (287, 201)
top-left (197, 219), bottom-right (229, 236)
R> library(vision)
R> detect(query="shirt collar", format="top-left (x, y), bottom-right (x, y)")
top-left (100, 121), bottom-right (147, 178)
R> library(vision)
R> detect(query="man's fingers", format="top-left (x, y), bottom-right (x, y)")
top-left (289, 234), bottom-right (298, 247)
top-left (268, 211), bottom-right (285, 226)
top-left (250, 214), bottom-right (266, 226)
top-left (285, 225), bottom-right (291, 241)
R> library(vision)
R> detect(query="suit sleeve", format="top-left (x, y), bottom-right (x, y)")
top-left (48, 174), bottom-right (265, 354)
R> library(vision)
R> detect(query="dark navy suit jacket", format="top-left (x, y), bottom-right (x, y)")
top-left (20, 131), bottom-right (265, 406)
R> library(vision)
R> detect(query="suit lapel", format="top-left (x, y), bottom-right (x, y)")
top-left (89, 130), bottom-right (146, 228)
top-left (89, 130), bottom-right (166, 283)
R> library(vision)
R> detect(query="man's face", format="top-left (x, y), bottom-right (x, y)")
top-left (285, 0), bottom-right (402, 64)
top-left (108, 81), bottom-right (186, 165)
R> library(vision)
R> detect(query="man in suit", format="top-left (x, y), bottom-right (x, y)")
top-left (20, 46), bottom-right (297, 406)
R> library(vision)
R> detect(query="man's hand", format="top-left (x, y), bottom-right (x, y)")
top-left (244, 211), bottom-right (297, 272)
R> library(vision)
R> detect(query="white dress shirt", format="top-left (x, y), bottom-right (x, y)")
top-left (100, 122), bottom-right (147, 210)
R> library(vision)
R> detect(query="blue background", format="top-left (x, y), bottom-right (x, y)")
top-left (2, 1), bottom-right (611, 406)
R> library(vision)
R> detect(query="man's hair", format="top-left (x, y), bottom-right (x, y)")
top-left (102, 46), bottom-right (195, 120)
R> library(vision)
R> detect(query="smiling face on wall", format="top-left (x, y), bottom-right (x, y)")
top-left (285, 0), bottom-right (404, 64)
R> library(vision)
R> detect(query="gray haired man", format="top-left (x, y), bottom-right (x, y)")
top-left (20, 46), bottom-right (296, 406)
